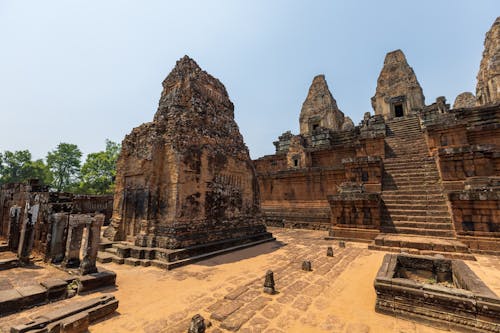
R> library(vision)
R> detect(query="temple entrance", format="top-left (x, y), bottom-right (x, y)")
top-left (394, 103), bottom-right (404, 117)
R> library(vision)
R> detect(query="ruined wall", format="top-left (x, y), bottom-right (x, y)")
top-left (371, 50), bottom-right (425, 119)
top-left (476, 17), bottom-right (500, 106)
top-left (107, 56), bottom-right (268, 249)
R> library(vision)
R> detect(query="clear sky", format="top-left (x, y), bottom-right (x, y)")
top-left (0, 1), bottom-right (498, 160)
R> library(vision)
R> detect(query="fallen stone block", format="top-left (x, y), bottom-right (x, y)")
top-left (0, 289), bottom-right (23, 315)
top-left (40, 279), bottom-right (68, 301)
top-left (17, 285), bottom-right (47, 308)
top-left (11, 295), bottom-right (118, 333)
top-left (76, 271), bottom-right (116, 294)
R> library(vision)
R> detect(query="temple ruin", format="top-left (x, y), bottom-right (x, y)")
top-left (1, 15), bottom-right (499, 333)
top-left (254, 17), bottom-right (500, 258)
top-left (102, 56), bottom-right (273, 268)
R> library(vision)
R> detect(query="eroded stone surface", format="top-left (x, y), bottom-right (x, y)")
top-left (299, 75), bottom-right (347, 134)
top-left (453, 92), bottom-right (476, 109)
top-left (371, 49), bottom-right (425, 119)
top-left (106, 55), bottom-right (270, 250)
top-left (476, 17), bottom-right (500, 105)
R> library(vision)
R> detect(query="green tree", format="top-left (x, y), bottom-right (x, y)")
top-left (46, 143), bottom-right (82, 192)
top-left (79, 140), bottom-right (120, 194)
top-left (0, 150), bottom-right (52, 185)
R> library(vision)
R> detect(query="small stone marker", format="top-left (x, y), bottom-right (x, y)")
top-left (188, 314), bottom-right (206, 333)
top-left (263, 270), bottom-right (275, 295)
top-left (327, 246), bottom-right (334, 257)
top-left (339, 240), bottom-right (346, 248)
top-left (302, 260), bottom-right (312, 271)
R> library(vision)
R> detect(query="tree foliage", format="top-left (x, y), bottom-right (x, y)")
top-left (46, 143), bottom-right (82, 192)
top-left (78, 140), bottom-right (121, 194)
top-left (1, 140), bottom-right (119, 194)
top-left (0, 150), bottom-right (52, 185)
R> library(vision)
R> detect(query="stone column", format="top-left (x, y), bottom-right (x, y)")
top-left (80, 214), bottom-right (104, 275)
top-left (46, 213), bottom-right (69, 263)
top-left (62, 215), bottom-right (86, 268)
top-left (8, 205), bottom-right (22, 251)
top-left (18, 203), bottom-right (39, 264)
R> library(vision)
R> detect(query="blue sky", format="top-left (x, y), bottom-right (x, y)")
top-left (0, 1), bottom-right (498, 159)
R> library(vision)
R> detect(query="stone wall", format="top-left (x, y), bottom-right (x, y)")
top-left (327, 185), bottom-right (382, 241)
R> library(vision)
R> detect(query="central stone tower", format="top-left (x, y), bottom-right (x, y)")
top-left (371, 50), bottom-right (425, 119)
top-left (106, 56), bottom-right (271, 251)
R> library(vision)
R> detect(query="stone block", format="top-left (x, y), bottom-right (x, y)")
top-left (0, 289), bottom-right (22, 315)
top-left (17, 285), bottom-right (47, 307)
top-left (40, 278), bottom-right (68, 300)
top-left (77, 271), bottom-right (116, 294)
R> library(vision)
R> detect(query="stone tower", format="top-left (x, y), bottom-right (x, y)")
top-left (106, 56), bottom-right (270, 249)
top-left (476, 17), bottom-right (500, 106)
top-left (371, 50), bottom-right (425, 119)
top-left (299, 75), bottom-right (346, 134)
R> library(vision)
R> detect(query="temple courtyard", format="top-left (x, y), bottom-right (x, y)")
top-left (1, 227), bottom-right (499, 333)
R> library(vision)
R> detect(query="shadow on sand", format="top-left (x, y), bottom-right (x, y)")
top-left (194, 240), bottom-right (287, 267)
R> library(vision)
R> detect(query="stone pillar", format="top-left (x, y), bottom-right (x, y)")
top-left (80, 214), bottom-right (104, 275)
top-left (8, 205), bottom-right (22, 251)
top-left (62, 215), bottom-right (86, 268)
top-left (46, 213), bottom-right (69, 263)
top-left (17, 203), bottom-right (39, 264)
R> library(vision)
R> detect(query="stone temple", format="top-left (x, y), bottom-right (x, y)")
top-left (104, 56), bottom-right (273, 267)
top-left (255, 17), bottom-right (500, 257)
top-left (1, 15), bottom-right (500, 333)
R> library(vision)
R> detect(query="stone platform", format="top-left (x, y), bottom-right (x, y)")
top-left (97, 232), bottom-right (275, 269)
top-left (3, 228), bottom-right (499, 332)
top-left (369, 234), bottom-right (476, 260)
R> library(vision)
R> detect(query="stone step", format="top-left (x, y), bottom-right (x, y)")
top-left (382, 189), bottom-right (443, 196)
top-left (382, 199), bottom-right (447, 205)
top-left (383, 164), bottom-right (437, 170)
top-left (104, 247), bottom-right (118, 255)
top-left (389, 221), bottom-right (453, 230)
top-left (98, 236), bottom-right (276, 270)
top-left (380, 226), bottom-right (455, 237)
top-left (367, 245), bottom-right (475, 260)
top-left (97, 251), bottom-right (122, 264)
top-left (384, 204), bottom-right (448, 211)
top-left (385, 209), bottom-right (449, 217)
top-left (372, 234), bottom-right (470, 254)
top-left (382, 182), bottom-right (441, 189)
top-left (382, 214), bottom-right (452, 223)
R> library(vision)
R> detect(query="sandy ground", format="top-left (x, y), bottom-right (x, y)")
top-left (1, 228), bottom-right (499, 333)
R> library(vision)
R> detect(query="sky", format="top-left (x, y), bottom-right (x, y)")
top-left (0, 1), bottom-right (498, 160)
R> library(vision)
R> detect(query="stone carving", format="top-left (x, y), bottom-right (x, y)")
top-left (371, 50), bottom-right (425, 119)
top-left (327, 246), bottom-right (334, 257)
top-left (106, 56), bottom-right (271, 251)
top-left (476, 17), bottom-right (500, 105)
top-left (453, 92), bottom-right (476, 109)
top-left (299, 75), bottom-right (347, 134)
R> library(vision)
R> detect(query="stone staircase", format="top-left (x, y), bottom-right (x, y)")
top-left (369, 116), bottom-right (473, 259)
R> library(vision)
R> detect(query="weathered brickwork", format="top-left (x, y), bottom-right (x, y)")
top-left (105, 56), bottom-right (272, 253)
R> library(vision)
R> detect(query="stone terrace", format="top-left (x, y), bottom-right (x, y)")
top-left (2, 228), bottom-right (499, 333)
